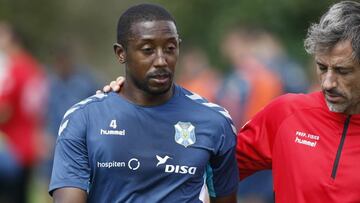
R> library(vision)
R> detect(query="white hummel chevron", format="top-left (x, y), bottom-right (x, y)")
top-left (77, 98), bottom-right (93, 106)
top-left (63, 107), bottom-right (79, 119)
top-left (186, 92), bottom-right (236, 135)
top-left (203, 102), bottom-right (221, 108)
top-left (231, 124), bottom-right (237, 134)
top-left (58, 120), bottom-right (69, 136)
top-left (186, 93), bottom-right (203, 100)
top-left (93, 93), bottom-right (107, 99)
top-left (219, 110), bottom-right (232, 119)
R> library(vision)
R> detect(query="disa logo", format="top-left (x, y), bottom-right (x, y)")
top-left (156, 155), bottom-right (197, 175)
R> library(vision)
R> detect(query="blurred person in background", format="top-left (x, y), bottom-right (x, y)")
top-left (46, 43), bottom-right (100, 142)
top-left (0, 130), bottom-right (21, 203)
top-left (177, 46), bottom-right (222, 102)
top-left (218, 26), bottom-right (282, 203)
top-left (217, 26), bottom-right (283, 133)
top-left (43, 42), bottom-right (100, 176)
top-left (35, 42), bottom-right (101, 203)
top-left (0, 21), bottom-right (47, 203)
top-left (250, 30), bottom-right (309, 93)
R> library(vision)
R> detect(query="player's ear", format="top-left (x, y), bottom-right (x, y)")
top-left (114, 43), bottom-right (126, 64)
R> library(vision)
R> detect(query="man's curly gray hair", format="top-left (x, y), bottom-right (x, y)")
top-left (305, 1), bottom-right (360, 63)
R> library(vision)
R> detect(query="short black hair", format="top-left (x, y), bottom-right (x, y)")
top-left (116, 3), bottom-right (176, 47)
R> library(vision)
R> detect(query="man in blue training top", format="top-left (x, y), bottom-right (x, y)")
top-left (49, 3), bottom-right (238, 203)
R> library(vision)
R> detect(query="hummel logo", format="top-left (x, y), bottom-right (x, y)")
top-left (156, 155), bottom-right (171, 166)
top-left (100, 119), bottom-right (126, 136)
top-left (100, 129), bottom-right (126, 136)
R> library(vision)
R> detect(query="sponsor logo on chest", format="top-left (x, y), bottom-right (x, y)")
top-left (97, 158), bottom-right (140, 171)
top-left (294, 130), bottom-right (320, 148)
top-left (156, 155), bottom-right (197, 175)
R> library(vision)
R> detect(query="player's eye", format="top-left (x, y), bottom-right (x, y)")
top-left (164, 44), bottom-right (177, 53)
top-left (317, 64), bottom-right (327, 72)
top-left (141, 46), bottom-right (154, 55)
top-left (336, 68), bottom-right (352, 75)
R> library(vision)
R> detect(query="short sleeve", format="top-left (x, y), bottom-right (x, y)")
top-left (49, 107), bottom-right (90, 195)
top-left (206, 119), bottom-right (239, 197)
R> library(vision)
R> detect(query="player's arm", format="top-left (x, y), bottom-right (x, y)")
top-left (49, 105), bottom-right (91, 201)
top-left (207, 115), bottom-right (239, 202)
top-left (53, 188), bottom-right (87, 203)
top-left (236, 113), bottom-right (273, 179)
top-left (236, 96), bottom-right (288, 179)
top-left (210, 193), bottom-right (237, 203)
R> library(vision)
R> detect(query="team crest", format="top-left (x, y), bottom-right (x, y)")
top-left (174, 121), bottom-right (196, 147)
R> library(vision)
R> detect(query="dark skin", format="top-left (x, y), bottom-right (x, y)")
top-left (53, 188), bottom-right (87, 203)
top-left (115, 20), bottom-right (179, 106)
top-left (54, 20), bottom-right (236, 203)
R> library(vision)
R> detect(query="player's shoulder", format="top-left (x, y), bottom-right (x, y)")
top-left (62, 93), bottom-right (110, 120)
top-left (179, 86), bottom-right (228, 115)
top-left (270, 91), bottom-right (321, 108)
top-left (262, 91), bottom-right (323, 116)
top-left (178, 86), bottom-right (236, 130)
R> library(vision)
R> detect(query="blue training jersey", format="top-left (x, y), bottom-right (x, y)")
top-left (49, 85), bottom-right (238, 203)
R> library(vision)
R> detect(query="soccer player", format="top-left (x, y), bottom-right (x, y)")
top-left (49, 3), bottom-right (238, 203)
top-left (103, 1), bottom-right (360, 202)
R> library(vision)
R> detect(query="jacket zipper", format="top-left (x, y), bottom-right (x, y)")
top-left (331, 115), bottom-right (351, 179)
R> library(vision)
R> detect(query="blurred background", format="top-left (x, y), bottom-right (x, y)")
top-left (0, 0), bottom-right (337, 202)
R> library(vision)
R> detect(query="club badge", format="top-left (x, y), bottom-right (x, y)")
top-left (174, 121), bottom-right (196, 147)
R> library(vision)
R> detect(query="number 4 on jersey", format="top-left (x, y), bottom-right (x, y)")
top-left (110, 120), bottom-right (117, 129)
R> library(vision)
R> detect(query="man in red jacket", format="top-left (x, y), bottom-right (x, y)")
top-left (237, 1), bottom-right (360, 202)
top-left (102, 1), bottom-right (360, 202)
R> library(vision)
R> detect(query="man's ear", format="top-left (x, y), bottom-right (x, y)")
top-left (114, 43), bottom-right (126, 64)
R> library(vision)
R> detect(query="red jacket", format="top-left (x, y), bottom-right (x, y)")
top-left (0, 51), bottom-right (47, 166)
top-left (237, 91), bottom-right (360, 203)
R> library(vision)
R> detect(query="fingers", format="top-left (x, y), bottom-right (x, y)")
top-left (99, 76), bottom-right (124, 94)
top-left (102, 85), bottom-right (112, 93)
top-left (96, 85), bottom-right (111, 94)
top-left (116, 76), bottom-right (125, 86)
top-left (109, 81), bottom-right (119, 92)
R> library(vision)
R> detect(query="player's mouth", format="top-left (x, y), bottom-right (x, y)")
top-left (149, 73), bottom-right (171, 85)
top-left (324, 91), bottom-right (344, 103)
